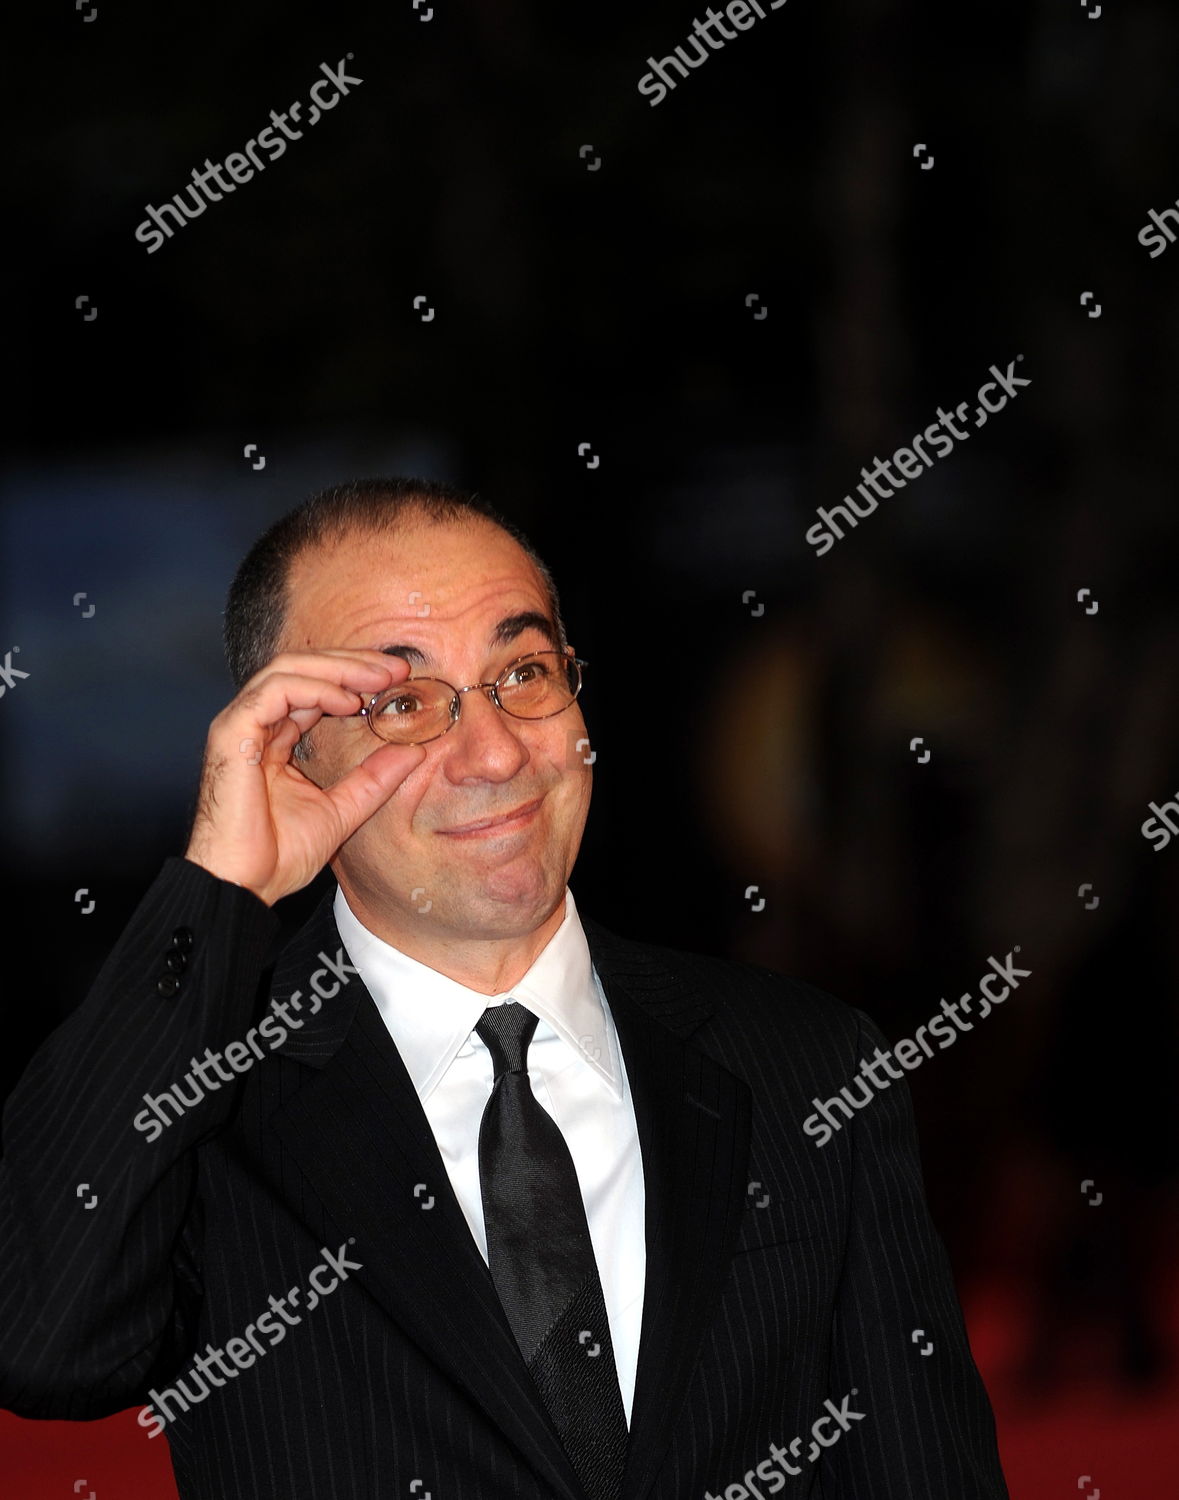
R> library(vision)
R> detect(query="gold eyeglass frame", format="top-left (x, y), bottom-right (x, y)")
top-left (348, 648), bottom-right (588, 747)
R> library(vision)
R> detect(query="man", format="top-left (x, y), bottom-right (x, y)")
top-left (0, 477), bottom-right (1008, 1498)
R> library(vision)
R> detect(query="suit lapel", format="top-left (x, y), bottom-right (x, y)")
top-left (582, 918), bottom-right (753, 1500)
top-left (262, 893), bottom-right (751, 1500)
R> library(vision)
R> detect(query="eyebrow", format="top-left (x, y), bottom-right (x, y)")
top-left (375, 611), bottom-right (558, 669)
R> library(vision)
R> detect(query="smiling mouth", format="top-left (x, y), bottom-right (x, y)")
top-left (438, 798), bottom-right (544, 838)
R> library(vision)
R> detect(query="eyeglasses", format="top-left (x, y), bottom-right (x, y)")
top-left (343, 649), bottom-right (588, 746)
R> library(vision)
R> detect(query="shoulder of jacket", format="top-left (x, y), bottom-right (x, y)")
top-left (583, 914), bottom-right (865, 1047)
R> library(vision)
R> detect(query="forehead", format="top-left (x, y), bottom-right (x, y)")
top-left (283, 519), bottom-right (554, 663)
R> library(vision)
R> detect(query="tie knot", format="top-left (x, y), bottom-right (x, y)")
top-left (475, 1000), bottom-right (539, 1077)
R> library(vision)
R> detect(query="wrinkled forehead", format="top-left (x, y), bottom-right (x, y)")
top-left (283, 518), bottom-right (554, 650)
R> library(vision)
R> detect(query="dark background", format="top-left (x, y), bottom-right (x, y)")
top-left (3, 0), bottom-right (1178, 1494)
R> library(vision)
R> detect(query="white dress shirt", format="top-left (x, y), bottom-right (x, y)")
top-left (332, 884), bottom-right (646, 1425)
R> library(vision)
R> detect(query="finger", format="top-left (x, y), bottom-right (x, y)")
top-left (223, 653), bottom-right (413, 741)
top-left (251, 650), bottom-right (413, 692)
top-left (227, 707), bottom-right (325, 770)
top-left (230, 656), bottom-right (409, 723)
top-left (263, 717), bottom-right (305, 759)
top-left (287, 704), bottom-right (335, 730)
top-left (225, 674), bottom-right (375, 735)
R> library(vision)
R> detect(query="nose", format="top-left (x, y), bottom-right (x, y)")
top-left (441, 683), bottom-right (530, 784)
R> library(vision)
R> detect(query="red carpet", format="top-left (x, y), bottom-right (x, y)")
top-left (2, 1279), bottom-right (1176, 1497)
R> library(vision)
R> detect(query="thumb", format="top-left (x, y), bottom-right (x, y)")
top-left (325, 741), bottom-right (427, 836)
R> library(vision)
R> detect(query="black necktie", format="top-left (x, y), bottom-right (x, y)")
top-left (475, 1001), bottom-right (628, 1500)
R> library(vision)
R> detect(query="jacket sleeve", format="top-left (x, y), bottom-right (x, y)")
top-left (820, 1007), bottom-right (1009, 1498)
top-left (0, 855), bottom-right (281, 1419)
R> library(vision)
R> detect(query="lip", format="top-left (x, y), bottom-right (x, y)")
top-left (439, 797), bottom-right (544, 838)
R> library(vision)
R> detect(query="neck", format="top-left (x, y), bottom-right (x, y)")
top-left (338, 887), bottom-right (567, 995)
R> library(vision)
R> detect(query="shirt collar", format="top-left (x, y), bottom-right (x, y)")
top-left (331, 885), bottom-right (620, 1103)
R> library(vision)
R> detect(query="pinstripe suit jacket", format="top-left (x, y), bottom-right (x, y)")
top-left (0, 856), bottom-right (1007, 1498)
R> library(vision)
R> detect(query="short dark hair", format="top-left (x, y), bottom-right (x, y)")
top-left (223, 476), bottom-right (567, 691)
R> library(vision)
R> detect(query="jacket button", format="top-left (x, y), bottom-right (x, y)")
top-left (156, 974), bottom-right (181, 998)
top-left (164, 951), bottom-right (188, 974)
top-left (171, 926), bottom-right (194, 951)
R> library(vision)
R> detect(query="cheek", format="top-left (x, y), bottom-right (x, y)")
top-left (390, 772), bottom-right (434, 833)
top-left (552, 713), bottom-right (593, 777)
top-left (549, 757), bottom-right (593, 831)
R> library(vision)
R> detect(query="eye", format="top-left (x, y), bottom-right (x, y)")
top-left (377, 691), bottom-right (429, 717)
top-left (502, 656), bottom-right (552, 687)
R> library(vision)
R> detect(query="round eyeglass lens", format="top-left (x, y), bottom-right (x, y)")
top-left (497, 652), bottom-right (578, 716)
top-left (368, 680), bottom-right (455, 744)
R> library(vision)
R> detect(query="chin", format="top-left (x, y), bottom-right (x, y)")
top-left (455, 861), bottom-right (564, 924)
